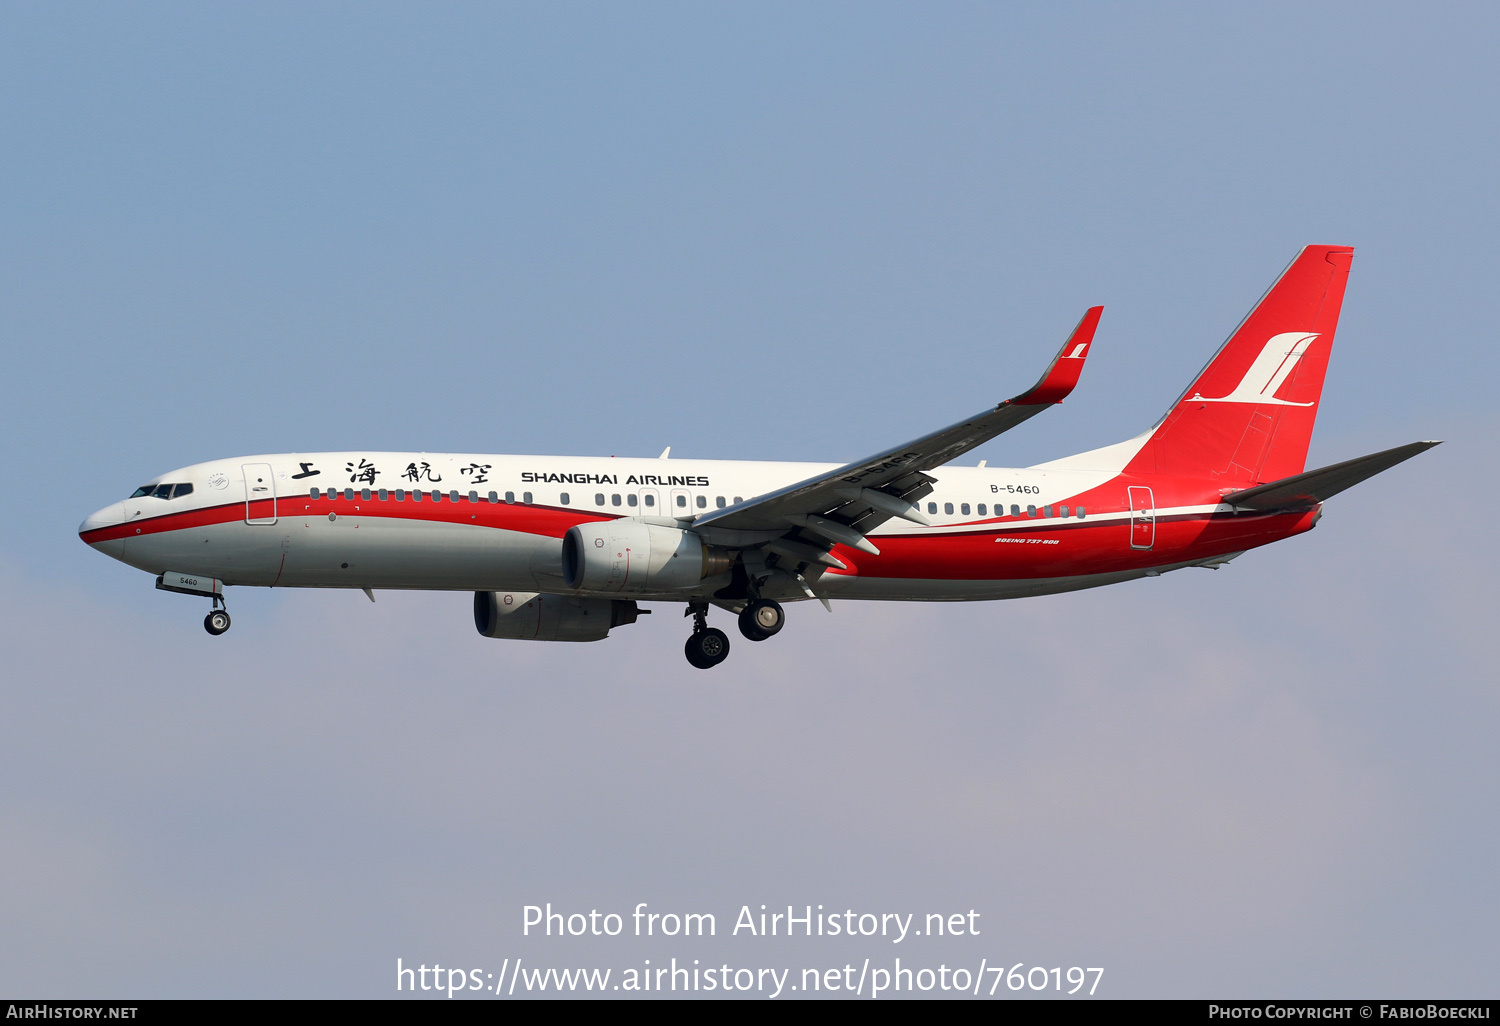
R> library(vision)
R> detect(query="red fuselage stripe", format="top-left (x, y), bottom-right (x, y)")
top-left (81, 492), bottom-right (1317, 583)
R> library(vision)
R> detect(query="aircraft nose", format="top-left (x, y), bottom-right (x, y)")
top-left (79, 502), bottom-right (128, 557)
top-left (80, 501), bottom-right (126, 535)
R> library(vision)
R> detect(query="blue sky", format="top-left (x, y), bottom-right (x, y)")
top-left (1, 2), bottom-right (1496, 997)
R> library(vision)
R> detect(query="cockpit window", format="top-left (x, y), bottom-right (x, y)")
top-left (132, 482), bottom-right (193, 499)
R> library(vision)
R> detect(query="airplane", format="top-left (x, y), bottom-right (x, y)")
top-left (80, 245), bottom-right (1438, 669)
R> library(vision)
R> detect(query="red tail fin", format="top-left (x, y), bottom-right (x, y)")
top-left (1125, 245), bottom-right (1354, 485)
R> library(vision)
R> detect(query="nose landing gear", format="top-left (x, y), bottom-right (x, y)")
top-left (203, 593), bottom-right (231, 636)
top-left (683, 601), bottom-right (730, 669)
top-left (156, 573), bottom-right (232, 636)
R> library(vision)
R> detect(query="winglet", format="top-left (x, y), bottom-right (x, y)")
top-left (1010, 306), bottom-right (1103, 406)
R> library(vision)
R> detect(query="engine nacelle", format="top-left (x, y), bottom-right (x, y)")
top-left (561, 520), bottom-right (732, 594)
top-left (473, 590), bottom-right (641, 643)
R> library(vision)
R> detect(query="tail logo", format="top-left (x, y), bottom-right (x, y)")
top-left (1195, 332), bottom-right (1319, 406)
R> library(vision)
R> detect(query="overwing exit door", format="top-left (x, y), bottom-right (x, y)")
top-left (243, 463), bottom-right (277, 524)
top-left (1128, 486), bottom-right (1154, 550)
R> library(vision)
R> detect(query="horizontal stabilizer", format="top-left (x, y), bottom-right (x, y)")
top-left (1222, 440), bottom-right (1441, 510)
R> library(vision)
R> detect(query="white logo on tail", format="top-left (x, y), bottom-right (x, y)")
top-left (1196, 332), bottom-right (1319, 406)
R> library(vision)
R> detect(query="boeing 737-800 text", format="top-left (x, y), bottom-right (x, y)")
top-left (80, 245), bottom-right (1437, 668)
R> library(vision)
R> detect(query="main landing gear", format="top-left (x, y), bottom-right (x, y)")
top-left (684, 601), bottom-right (729, 669)
top-left (738, 599), bottom-right (784, 642)
top-left (683, 598), bottom-right (788, 668)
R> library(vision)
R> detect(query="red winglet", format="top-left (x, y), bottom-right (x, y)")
top-left (1010, 306), bottom-right (1102, 406)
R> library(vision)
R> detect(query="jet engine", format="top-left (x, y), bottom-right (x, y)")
top-left (473, 590), bottom-right (642, 642)
top-left (561, 520), bottom-right (732, 594)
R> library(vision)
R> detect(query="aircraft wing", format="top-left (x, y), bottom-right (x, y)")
top-left (691, 307), bottom-right (1102, 550)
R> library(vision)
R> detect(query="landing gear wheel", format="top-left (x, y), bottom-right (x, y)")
top-left (684, 627), bottom-right (731, 669)
top-left (204, 609), bottom-right (231, 636)
top-left (738, 599), bottom-right (784, 642)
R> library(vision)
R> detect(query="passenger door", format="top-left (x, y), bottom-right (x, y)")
top-left (1128, 486), bottom-right (1154, 550)
top-left (243, 463), bottom-right (277, 525)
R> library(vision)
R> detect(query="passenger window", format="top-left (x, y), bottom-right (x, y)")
top-left (173, 483), bottom-right (194, 498)
top-left (468, 490), bottom-right (479, 503)
top-left (1044, 505), bottom-right (1053, 517)
top-left (627, 494), bottom-right (637, 507)
top-left (504, 491), bottom-right (514, 503)
top-left (644, 494), bottom-right (654, 507)
top-left (1059, 505), bottom-right (1069, 517)
top-left (978, 503), bottom-right (987, 516)
top-left (611, 494), bottom-right (621, 506)
top-left (944, 502), bottom-right (954, 515)
top-left (1011, 504), bottom-right (1020, 516)
top-left (716, 496), bottom-right (726, 508)
top-left (378, 488), bottom-right (388, 500)
top-left (523, 492), bottom-right (533, 504)
top-left (345, 488), bottom-right (355, 501)
top-left (676, 494), bottom-right (687, 508)
top-left (697, 495), bottom-right (707, 508)
top-left (360, 488), bottom-right (371, 501)
top-left (1077, 507), bottom-right (1086, 519)
top-left (412, 490), bottom-right (422, 502)
top-left (595, 493), bottom-right (605, 506)
top-left (560, 492), bottom-right (570, 505)
top-left (488, 491), bottom-right (498, 503)
top-left (927, 502), bottom-right (938, 514)
top-left (396, 489), bottom-right (406, 501)
top-left (449, 490), bottom-right (460, 503)
top-left (431, 490), bottom-right (441, 502)
top-left (960, 503), bottom-right (970, 515)
top-left (311, 487), bottom-right (321, 499)
top-left (1027, 505), bottom-right (1037, 517)
top-left (734, 496), bottom-right (742, 504)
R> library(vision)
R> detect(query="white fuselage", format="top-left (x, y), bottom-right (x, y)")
top-left (83, 449), bottom-right (1218, 604)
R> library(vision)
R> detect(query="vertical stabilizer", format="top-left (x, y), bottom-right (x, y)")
top-left (1124, 245), bottom-right (1354, 485)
